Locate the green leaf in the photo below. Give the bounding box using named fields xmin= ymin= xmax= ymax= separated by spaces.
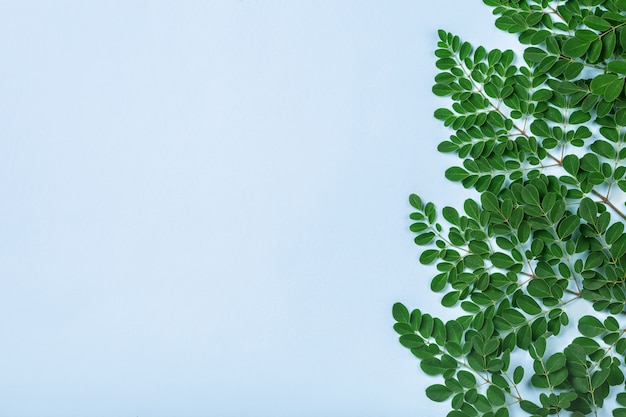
xmin=607 ymin=223 xmax=624 ymax=244
xmin=392 ymin=303 xmax=410 ymax=324
xmin=521 ymin=184 xmax=540 ymax=206
xmin=409 ymin=195 xmax=422 ymax=211
xmin=605 ymin=316 xmax=619 ymax=332
xmin=457 ymin=370 xmax=476 ymax=388
xmin=481 ymin=192 xmax=500 ymax=212
xmin=414 ymin=232 xmax=435 ymax=245
xmin=459 ymin=42 xmax=472 ymax=60
xmin=605 ymin=76 xmax=625 ymax=102
xmin=609 ymin=61 xmax=626 ymax=74
xmin=431 ymin=273 xmax=447 ymax=292
xmin=533 ymin=337 xmax=546 ymax=358
xmin=530 ymin=119 xmax=551 ymax=137
xmin=591 ymin=73 xmax=620 ymax=96
xmin=546 ymin=352 xmax=566 ymax=372
xmin=520 ymin=400 xmax=541 ymax=414
xmin=527 ymin=279 xmax=551 ymax=298
xmin=442 ymin=206 xmax=459 ymax=224
xmin=464 ymin=199 xmax=480 ymax=220
xmin=602 ymin=29 xmax=617 ymax=61
xmin=491 ymin=252 xmax=516 ymax=269
xmin=580 ymin=153 xmax=600 ymax=172
xmin=556 ymin=81 xmax=579 ymax=94
xmin=569 ymin=110 xmax=591 ymax=124
xmin=486 ymin=386 xmax=506 ymax=406
xmin=445 ymin=320 xmax=463 ymax=344
xmin=578 ymin=315 xmax=605 ymax=337
xmin=585 ymin=252 xmax=604 ymax=270
xmin=434 ymin=108 xmax=454 ymax=120
xmin=591 ymin=367 xmax=610 ymax=388
xmin=420 ymin=314 xmax=434 ymax=338
xmin=590 ymin=140 xmax=616 ymax=159
xmin=409 ymin=222 xmax=427 ymax=233
xmin=445 ymin=166 xmax=469 ymax=181
xmin=437 ymin=140 xmax=459 ymax=153
xmin=575 ymin=29 xmax=599 ymax=42
xmin=598 ymin=98 xmax=613 ymax=117
xmin=565 ymin=62 xmax=585 ymax=80
xmin=578 ymin=198 xmax=597 ymax=223
xmin=549 ymin=367 xmax=569 ymax=387
xmin=610 ymin=234 xmax=626 ymax=259
xmin=421 ymin=358 xmax=446 ymax=375
xmin=469 ymin=240 xmax=490 ymax=255
xmin=517 ymin=324 xmax=531 ymax=350
xmin=420 ymin=249 xmax=439 ymax=265
xmin=393 ymin=322 xmax=413 ymax=335
xmin=532 ymin=88 xmax=553 ymax=101
xmin=572 ymin=337 xmax=600 ymax=355
xmin=464 ymin=254 xmax=484 ymax=269
xmin=474 ymin=46 xmax=486 ymax=62
xmin=526 ymin=12 xmax=543 ymax=26
xmin=433 ymin=84 xmax=452 ymax=96
xmin=441 ymin=291 xmax=460 ymax=307
xmin=410 ymin=309 xmax=421 ymax=331
xmin=562 ymin=38 xmax=591 ymax=58
xmin=399 ymin=334 xmax=424 ymax=348
xmin=524 ymin=47 xmax=547 ymax=63
xmin=436 ymin=58 xmax=456 ymax=70
xmin=589 ymin=38 xmax=603 ymax=63
xmin=516 ymin=294 xmax=542 ymax=315
xmin=487 ymin=48 xmax=502 ymax=65
xmin=513 ymin=366 xmax=524 ymax=384
xmin=425 ymin=384 xmax=453 ymax=402
xmin=584 ymin=15 xmax=612 ymax=31
xmin=502 ymin=309 xmax=526 ymax=325
xmin=557 ymin=215 xmax=580 ymax=239
xmin=562 ymin=154 xmax=579 ymax=176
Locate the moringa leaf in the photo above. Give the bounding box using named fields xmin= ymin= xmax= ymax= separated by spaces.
xmin=394 ymin=5 xmax=626 ymax=416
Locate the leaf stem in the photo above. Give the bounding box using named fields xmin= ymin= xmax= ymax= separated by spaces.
xmin=592 ymin=189 xmax=626 ymax=221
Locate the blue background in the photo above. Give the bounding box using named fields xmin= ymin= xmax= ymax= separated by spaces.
xmin=0 ymin=1 xmax=520 ymax=416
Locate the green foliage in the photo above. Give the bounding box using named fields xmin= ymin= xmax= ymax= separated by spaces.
xmin=394 ymin=1 xmax=626 ymax=416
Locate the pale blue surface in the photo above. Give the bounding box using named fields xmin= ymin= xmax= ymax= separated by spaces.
xmin=0 ymin=2 xmax=517 ymax=416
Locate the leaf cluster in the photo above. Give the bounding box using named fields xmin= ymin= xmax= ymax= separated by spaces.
xmin=394 ymin=1 xmax=626 ymax=416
